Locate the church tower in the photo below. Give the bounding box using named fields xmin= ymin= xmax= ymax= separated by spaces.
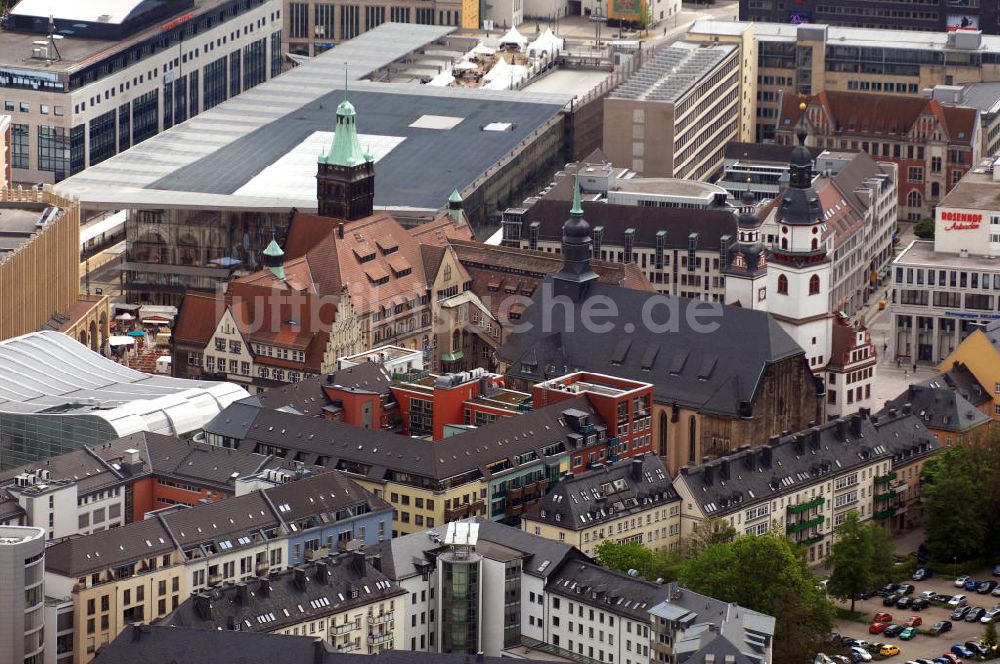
xmin=552 ymin=175 xmax=598 ymax=299
xmin=723 ymin=189 xmax=769 ymax=311
xmin=262 ymin=234 xmax=285 ymax=281
xmin=316 ymin=82 xmax=374 ymax=221
xmin=766 ymin=108 xmax=832 ymax=371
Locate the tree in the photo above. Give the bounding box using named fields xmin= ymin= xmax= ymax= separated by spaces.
xmin=684 ymin=517 xmax=737 ymax=558
xmin=679 ymin=534 xmax=834 ymax=664
xmin=869 ymin=523 xmax=895 ymax=588
xmin=913 ymin=218 xmax=935 ymax=239
xmin=593 ymin=541 xmax=684 ymax=583
xmin=984 ymin=620 xmax=997 ymax=652
xmin=827 ymin=512 xmax=873 ymax=613
xmin=921 ymin=449 xmax=988 ymax=561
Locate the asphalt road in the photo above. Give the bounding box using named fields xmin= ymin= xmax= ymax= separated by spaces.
xmin=831 ymin=570 xmax=1000 ymax=663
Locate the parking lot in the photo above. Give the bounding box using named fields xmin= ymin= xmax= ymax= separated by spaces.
xmin=832 ymin=569 xmax=999 ymax=662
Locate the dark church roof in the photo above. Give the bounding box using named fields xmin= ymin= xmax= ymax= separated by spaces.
xmin=496 ymin=280 xmax=808 ymax=416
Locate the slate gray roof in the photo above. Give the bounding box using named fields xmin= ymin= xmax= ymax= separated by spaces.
xmin=371 ymin=517 xmax=582 ymax=581
xmin=724 ymin=142 xmax=824 ymax=165
xmin=516 ymin=198 xmax=737 ymax=250
xmin=882 ymin=384 xmax=990 ymax=434
xmin=45 ymin=469 xmax=390 ymax=576
xmin=497 ymin=280 xmax=809 ymax=416
xmin=163 ymin=552 xmax=405 ymax=633
xmin=323 ymin=363 xmax=395 ymax=396
xmin=546 ymin=559 xmax=671 ymax=621
xmin=204 ymin=395 xmax=605 ymax=483
xmin=94 ymin=626 xmax=564 ymax=664
xmin=921 ymin=362 xmax=991 ymax=408
xmin=522 ymin=454 xmax=677 ymax=531
xmin=675 ymin=410 xmax=937 ymax=517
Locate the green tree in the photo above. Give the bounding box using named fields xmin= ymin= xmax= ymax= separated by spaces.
xmin=827 ymin=512 xmax=873 ymax=613
xmin=869 ymin=523 xmax=894 ymax=588
xmin=594 ymin=540 xmax=655 ymax=577
xmin=679 ymin=534 xmax=834 ymax=664
xmin=684 ymin=517 xmax=738 ymax=559
xmin=984 ymin=620 xmax=997 ymax=652
xmin=913 ymin=218 xmax=935 ymax=239
xmin=921 ymin=450 xmax=987 ymax=561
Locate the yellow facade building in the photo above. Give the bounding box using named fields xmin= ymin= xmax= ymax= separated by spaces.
xmin=939 ymin=326 xmax=1000 ymax=421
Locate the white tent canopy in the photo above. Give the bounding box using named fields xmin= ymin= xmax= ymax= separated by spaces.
xmin=454 ymin=60 xmax=478 ymax=71
xmin=108 ymin=336 xmax=136 ymax=346
xmin=427 ymin=71 xmax=455 ymax=87
xmin=472 ymin=44 xmax=496 ymax=57
xmin=528 ymin=28 xmax=563 ymax=57
xmin=483 ymin=58 xmax=528 ymax=90
xmin=498 ymin=26 xmax=527 ymax=49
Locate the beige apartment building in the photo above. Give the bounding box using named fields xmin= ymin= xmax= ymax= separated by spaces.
xmin=603 ymin=41 xmax=746 ymax=181
xmin=687 ymin=20 xmax=1000 ymax=143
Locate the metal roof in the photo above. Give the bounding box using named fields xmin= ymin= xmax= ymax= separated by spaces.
xmin=54 ymin=23 xmax=572 ymax=213
xmin=610 ymin=41 xmax=736 ymax=103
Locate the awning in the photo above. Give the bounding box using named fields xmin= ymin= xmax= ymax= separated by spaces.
xmin=108 ymin=336 xmax=135 ymax=346
xmin=115 ymin=313 xmax=135 ymax=321
xmin=127 ymin=330 xmax=146 ymax=337
xmin=440 ymin=351 xmax=464 ymax=362
xmin=143 ymin=316 xmax=171 ymax=324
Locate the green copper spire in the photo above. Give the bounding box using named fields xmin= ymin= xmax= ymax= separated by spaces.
xmin=447 ymin=188 xmax=464 ymax=224
xmin=570 ymin=173 xmax=583 ymax=215
xmin=448 ymin=189 xmax=463 ymax=204
xmin=319 ymin=65 xmax=367 ymax=167
xmin=262 ymin=236 xmax=285 ymax=280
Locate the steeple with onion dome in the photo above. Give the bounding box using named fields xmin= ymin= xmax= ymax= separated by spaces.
xmin=554 ymin=174 xmax=598 ymax=290
xmin=316 ymin=69 xmax=375 ymax=221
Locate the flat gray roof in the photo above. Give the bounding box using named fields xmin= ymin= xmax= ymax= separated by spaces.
xmin=54 ymin=23 xmax=573 ymax=213
xmin=689 ymin=19 xmax=1000 ymax=51
xmin=0 ymin=206 xmax=46 ymax=256
xmin=938 ymin=167 xmax=1000 ymax=210
xmin=609 ymin=41 xmax=736 ymax=104
xmin=895 ymin=239 xmax=1000 ymax=270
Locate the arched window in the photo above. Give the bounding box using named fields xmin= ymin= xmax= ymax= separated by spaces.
xmin=777 ymin=274 xmax=788 ymax=294
xmin=780 ymin=237 xmax=788 ymax=250
xmin=688 ymin=415 xmax=697 ymax=464
xmin=658 ymin=412 xmax=669 ymax=457
xmin=811 ymin=238 xmax=819 ymax=250
xmin=907 ymin=189 xmax=923 ymax=210
xmin=809 ymin=274 xmax=820 ymax=295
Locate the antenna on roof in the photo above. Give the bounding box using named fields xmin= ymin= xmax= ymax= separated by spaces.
xmin=344 ymin=62 xmax=349 ymax=101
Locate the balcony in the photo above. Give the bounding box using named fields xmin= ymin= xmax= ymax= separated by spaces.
xmin=368 ymin=633 xmax=393 ymax=645
xmin=207 ymin=573 xmax=222 ymax=586
xmin=874 ymin=506 xmax=897 ymax=520
xmin=787 ymin=515 xmax=824 ymax=534
xmin=801 ymin=534 xmax=825 ymax=547
xmin=255 ymin=563 xmax=269 ymax=576
xmin=335 ymin=643 xmax=360 ymax=653
xmin=369 ymin=612 xmax=394 ymax=626
xmin=873 ymin=472 xmax=898 ymax=485
xmin=787 ymin=496 xmax=825 ymax=514
xmin=873 ymin=491 xmax=895 ymax=502
xmin=335 ymin=621 xmax=360 ymax=635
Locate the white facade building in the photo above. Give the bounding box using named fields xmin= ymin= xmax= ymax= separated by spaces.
xmin=0 ymin=526 xmax=46 ymax=664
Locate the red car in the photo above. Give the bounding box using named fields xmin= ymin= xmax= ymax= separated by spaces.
xmin=869 ymin=622 xmax=888 ymax=634
xmin=874 ymin=612 xmax=893 ymax=623
xmin=941 ymin=655 xmax=961 ymax=664
xmin=904 ymin=616 xmax=922 ymax=627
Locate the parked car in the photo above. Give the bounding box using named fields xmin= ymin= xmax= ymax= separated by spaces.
xmin=899 ymin=627 xmax=917 ymax=641
xmin=885 ymin=625 xmax=904 ymax=638
xmin=964 ymin=642 xmax=989 ymax=657
xmin=915 ymin=659 xmax=936 ymax=664
xmin=874 ymin=612 xmax=894 ymax=623
xmin=897 ymin=584 xmax=916 ymax=595
xmin=964 ymin=579 xmax=979 ymax=592
xmin=904 ymin=616 xmax=923 ymax=627
xmin=841 ymin=636 xmax=861 ymax=648
xmin=976 ymin=580 xmax=997 ymax=594
xmin=951 ymin=606 xmax=971 ymax=621
xmin=964 ymin=607 xmax=985 ymax=622
xmin=897 ymin=597 xmax=915 ymax=610
xmin=880 ymin=645 xmax=901 ymax=657
xmin=920 ymin=590 xmax=937 ymax=600
xmin=885 ymin=594 xmax=903 ymax=607
xmin=940 ymin=654 xmax=962 ymax=664
xmin=833 ymin=656 xmax=852 ymax=664
xmin=981 ymin=607 xmax=1000 ymax=623
xmin=932 ymin=658 xmax=951 ymax=664
xmin=860 ymin=589 xmax=878 ymax=600
xmin=867 ymin=643 xmax=886 ymax=653
xmin=950 ymin=645 xmax=975 ymax=659
xmin=956 ymin=575 xmax=971 ymax=588
xmin=934 ymin=593 xmax=953 ymax=603
xmin=870 ymin=622 xmax=889 ymax=634
xmin=851 ymin=647 xmax=873 ymax=663
xmin=883 ymin=583 xmax=900 ymax=596
xmin=992 ymin=585 xmax=1000 ymax=598
xmin=948 ymin=595 xmax=968 ymax=607
xmin=930 ymin=621 xmax=953 ymax=635
xmin=992 ymin=564 xmax=1000 ymax=577
xmin=912 ymin=599 xmax=930 ymax=612
xmin=913 ymin=568 xmax=933 ymax=581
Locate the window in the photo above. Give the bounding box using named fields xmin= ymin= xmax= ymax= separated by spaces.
xmin=777 ymin=274 xmax=788 ymax=295
xmin=906 ymin=190 xmax=923 ymax=210
xmin=907 ymin=166 xmax=924 ymax=183
xmin=11 ymin=123 xmax=28 ymax=169
xmin=809 ymin=274 xmax=820 ymax=295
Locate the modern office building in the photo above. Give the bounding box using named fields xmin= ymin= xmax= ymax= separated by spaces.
xmin=718 ymin=142 xmax=824 ymax=202
xmin=1 ymin=0 xmax=283 ymax=184
xmin=687 ymin=21 xmax=1000 ymax=143
xmin=604 ymin=41 xmax=746 ymax=180
xmin=737 ymin=0 xmax=1000 ymax=35
xmin=0 ymin=331 xmax=248 ymax=468
xmin=0 ymin=525 xmax=45 ymax=664
xmin=284 ymin=0 xmax=472 ymax=56
xmin=775 ymin=90 xmax=978 ymax=221
xmin=891 ymin=162 xmax=1000 ymax=363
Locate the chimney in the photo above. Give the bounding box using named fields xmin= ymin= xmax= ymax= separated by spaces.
xmin=859 ymin=407 xmax=870 ymax=420
xmin=258 ymin=577 xmax=271 ymax=597
xmin=761 ymin=445 xmax=772 ymax=468
xmin=226 ymin=615 xmax=237 ymax=630
xmin=337 ymin=222 xmax=345 ymax=239
xmin=850 ymin=414 xmax=863 ymax=437
xmin=315 ymin=560 xmax=329 ymax=584
xmin=236 ymin=581 xmax=251 ymax=605
xmin=793 ymin=435 xmax=805 ymax=455
xmin=835 ymin=419 xmax=847 ymax=438
xmin=631 ymin=456 xmax=643 ymax=480
xmin=703 ymin=463 xmax=715 ymax=486
xmin=902 ymin=402 xmax=912 ymax=415
xmin=293 ymin=567 xmax=308 ymax=591
xmin=194 ymin=593 xmax=213 ymax=621
xmin=809 ymin=429 xmax=821 ymax=450
xmin=719 ymin=458 xmax=730 ymax=481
